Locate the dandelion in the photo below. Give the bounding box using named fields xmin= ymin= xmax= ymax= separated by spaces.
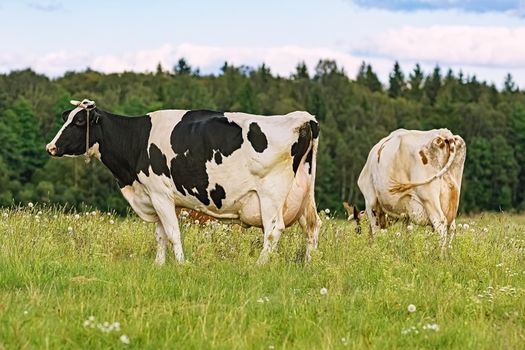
xmin=324 ymin=208 xmax=330 ymax=214
xmin=407 ymin=304 xmax=416 ymax=313
xmin=320 ymin=287 xmax=328 ymax=295
xmin=463 ymin=223 xmax=470 ymax=230
xmin=407 ymin=224 xmax=414 ymax=231
xmin=119 ymin=334 xmax=130 ymax=345
xmin=28 ymin=202 xmax=34 ymax=208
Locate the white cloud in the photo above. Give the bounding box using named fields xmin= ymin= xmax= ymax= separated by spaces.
xmin=0 ymin=43 xmax=364 ymax=78
xmin=355 ymin=25 xmax=525 ymax=68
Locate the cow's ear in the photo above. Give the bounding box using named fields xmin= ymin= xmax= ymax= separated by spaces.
xmin=61 ymin=109 xmax=72 ymax=122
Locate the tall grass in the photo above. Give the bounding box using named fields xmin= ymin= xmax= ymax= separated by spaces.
xmin=1 ymin=206 xmax=524 ymax=349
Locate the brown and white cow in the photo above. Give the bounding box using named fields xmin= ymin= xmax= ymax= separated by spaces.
xmin=357 ymin=128 xmax=466 ymax=251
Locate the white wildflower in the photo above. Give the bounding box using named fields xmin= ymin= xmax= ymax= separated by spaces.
xmin=109 ymin=220 xmax=115 ymax=225
xmin=482 ymin=227 xmax=489 ymax=233
xmin=67 ymin=226 xmax=73 ymax=233
xmin=423 ymin=323 xmax=439 ymax=331
xmin=463 ymin=223 xmax=470 ymax=229
xmin=37 ymin=211 xmax=42 ymax=215
xmin=268 ymin=346 xmax=275 ymax=350
xmin=28 ymin=202 xmax=34 ymax=208
xmin=256 ymin=298 xmax=264 ymax=303
xmin=2 ymin=213 xmax=7 ymax=218
xmin=320 ymin=287 xmax=328 ymax=295
xmin=324 ymin=208 xmax=330 ymax=214
xmin=407 ymin=304 xmax=416 ymax=313
xmin=83 ymin=320 xmax=91 ymax=327
xmin=88 ymin=315 xmax=95 ymax=321
xmin=107 ymin=212 xmax=112 ymax=216
xmin=91 ymin=211 xmax=97 ymax=216
xmin=406 ymin=224 xmax=414 ymax=231
xmin=195 ymin=220 xmax=200 ymax=225
xmin=380 ymin=229 xmax=387 ymax=233
xmin=119 ymin=334 xmax=130 ymax=345
xmin=23 ymin=310 xmax=28 ymax=315
xmin=395 ymin=232 xmax=401 ymax=237
xmin=53 ymin=214 xmax=58 ymax=219
xmin=74 ymin=214 xmax=80 ymax=219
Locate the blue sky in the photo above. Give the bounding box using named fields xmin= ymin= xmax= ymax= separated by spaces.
xmin=1 ymin=0 xmax=525 ymax=87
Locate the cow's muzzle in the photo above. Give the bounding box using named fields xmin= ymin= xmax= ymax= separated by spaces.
xmin=46 ymin=143 xmax=57 ymax=156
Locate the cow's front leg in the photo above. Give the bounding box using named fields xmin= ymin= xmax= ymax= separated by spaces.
xmin=154 ymin=222 xmax=168 ymax=265
xmin=257 ymin=194 xmax=286 ymax=265
xmin=151 ymin=195 xmax=185 ymax=263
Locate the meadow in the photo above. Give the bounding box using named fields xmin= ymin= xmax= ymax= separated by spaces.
xmin=1 ymin=206 xmax=524 ymax=349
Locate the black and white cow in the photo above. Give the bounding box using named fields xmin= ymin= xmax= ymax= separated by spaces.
xmin=46 ymin=99 xmax=321 ymax=264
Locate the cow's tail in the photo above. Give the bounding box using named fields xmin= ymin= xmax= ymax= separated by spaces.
xmin=390 ymin=138 xmax=457 ymax=193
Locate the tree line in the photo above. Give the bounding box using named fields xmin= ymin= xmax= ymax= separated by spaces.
xmin=0 ymin=59 xmax=523 ymax=215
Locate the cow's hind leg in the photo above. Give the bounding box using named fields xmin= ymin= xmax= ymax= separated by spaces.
xmin=447 ymin=220 xmax=457 ymax=249
xmin=299 ymin=195 xmax=321 ymax=262
xmin=154 ymin=222 xmax=168 ymax=265
xmin=423 ymin=199 xmax=448 ymax=255
xmin=151 ymin=195 xmax=185 ymax=263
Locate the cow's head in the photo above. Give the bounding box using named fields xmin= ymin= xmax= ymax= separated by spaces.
xmin=46 ymin=99 xmax=101 ymax=157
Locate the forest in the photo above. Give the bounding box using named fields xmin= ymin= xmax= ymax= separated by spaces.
xmin=0 ymin=59 xmax=523 ymax=215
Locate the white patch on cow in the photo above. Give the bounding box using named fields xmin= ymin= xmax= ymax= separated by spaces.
xmin=46 ymin=106 xmax=83 ymax=150
xmin=86 ymin=142 xmax=101 ymax=160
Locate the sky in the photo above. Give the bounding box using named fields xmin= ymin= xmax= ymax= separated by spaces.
xmin=1 ymin=0 xmax=525 ymax=87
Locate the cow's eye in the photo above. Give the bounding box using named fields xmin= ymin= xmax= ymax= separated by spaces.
xmin=74 ymin=119 xmax=86 ymax=127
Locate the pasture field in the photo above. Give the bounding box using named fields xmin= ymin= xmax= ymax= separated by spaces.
xmin=1 ymin=206 xmax=524 ymax=349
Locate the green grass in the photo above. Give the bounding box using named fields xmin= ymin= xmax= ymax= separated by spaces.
xmin=1 ymin=206 xmax=524 ymax=349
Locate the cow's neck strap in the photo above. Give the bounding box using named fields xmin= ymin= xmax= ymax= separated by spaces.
xmin=85 ymin=109 xmax=91 ymax=163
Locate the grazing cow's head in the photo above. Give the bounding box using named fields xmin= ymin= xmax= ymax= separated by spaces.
xmin=46 ymin=99 xmax=101 ymax=157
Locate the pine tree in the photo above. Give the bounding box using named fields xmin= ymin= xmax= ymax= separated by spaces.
xmin=388 ymin=61 xmax=406 ymax=98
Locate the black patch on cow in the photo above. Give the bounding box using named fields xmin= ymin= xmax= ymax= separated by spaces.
xmin=96 ymin=112 xmax=152 ymax=187
xmin=247 ymin=122 xmax=268 ymax=153
xmin=214 ymin=151 xmax=222 ymax=165
xmin=149 ymin=143 xmax=170 ymax=177
xmin=290 ymin=122 xmax=312 ymax=174
xmin=170 ymin=110 xmax=243 ymax=206
xmin=309 ymin=120 xmax=319 ymax=139
xmin=210 ymin=184 xmax=226 ymax=209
